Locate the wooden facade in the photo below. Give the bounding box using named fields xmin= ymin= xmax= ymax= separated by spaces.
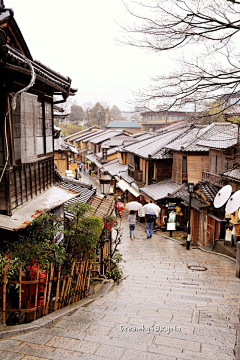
xmin=0 ymin=10 xmax=76 ymax=216
xmin=172 ymin=152 xmax=209 ymax=185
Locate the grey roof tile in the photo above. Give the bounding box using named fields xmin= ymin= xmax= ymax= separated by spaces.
xmin=197 ymin=181 xmax=220 ymax=202
xmin=169 ymin=183 xmax=209 ymax=210
xmin=90 ymin=130 xmax=124 ymax=144
xmin=222 ymin=168 xmax=240 ymax=181
xmin=64 ymin=127 xmax=100 ymax=141
xmin=100 ymin=160 xmax=128 ymax=176
xmin=140 ymin=179 xmax=182 ymax=201
xmin=54 ymin=137 xmax=78 ymax=154
xmin=96 ymin=148 xmax=118 ymax=159
xmin=184 ymin=123 xmax=238 ymax=151
xmin=123 ymin=127 xmax=186 ymax=159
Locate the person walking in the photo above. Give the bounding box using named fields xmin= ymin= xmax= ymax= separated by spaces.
xmin=128 ymin=210 xmax=136 ymax=240
xmin=145 ymin=213 xmax=156 ymax=239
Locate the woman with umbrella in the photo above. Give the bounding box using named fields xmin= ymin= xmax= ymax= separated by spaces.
xmin=128 ymin=210 xmax=136 ymax=240
xmin=125 ymin=201 xmax=143 ymax=240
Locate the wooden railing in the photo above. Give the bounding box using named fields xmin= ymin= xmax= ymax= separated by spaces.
xmin=0 ymin=260 xmax=91 ymax=324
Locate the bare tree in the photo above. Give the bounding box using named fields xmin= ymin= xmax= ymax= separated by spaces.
xmin=121 ymin=0 xmax=240 ymax=113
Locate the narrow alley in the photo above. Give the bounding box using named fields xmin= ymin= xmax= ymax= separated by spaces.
xmin=0 ymin=216 xmax=239 ymax=360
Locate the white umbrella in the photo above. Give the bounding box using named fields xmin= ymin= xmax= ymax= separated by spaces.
xmin=142 ymin=203 xmax=160 ymax=215
xmin=125 ymin=201 xmax=143 ymax=211
xmin=226 ymin=190 xmax=240 ymax=214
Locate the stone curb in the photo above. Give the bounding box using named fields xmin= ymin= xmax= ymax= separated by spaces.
xmin=0 ymin=279 xmax=115 ymax=339
xmin=157 ymin=230 xmax=236 ymax=262
xmin=136 ymin=221 xmax=237 ymax=263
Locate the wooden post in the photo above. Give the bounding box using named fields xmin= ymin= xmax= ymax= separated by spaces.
xmin=18 ymin=263 xmax=22 ymax=324
xmin=33 ymin=267 xmax=39 ymax=321
xmin=77 ymin=262 xmax=84 ymax=301
xmin=81 ymin=260 xmax=88 ymax=299
xmin=72 ymin=263 xmax=79 ymax=304
xmin=59 ymin=276 xmax=66 ymax=309
xmin=2 ymin=266 xmax=7 ymax=325
xmin=54 ymin=265 xmax=61 ymax=311
xmin=45 ymin=263 xmax=53 ymax=315
xmin=85 ymin=261 xmax=92 ymax=297
xmin=25 ymin=271 xmax=31 ymax=323
xmin=66 ymin=262 xmax=75 ymax=305
xmin=42 ymin=264 xmax=49 ymax=316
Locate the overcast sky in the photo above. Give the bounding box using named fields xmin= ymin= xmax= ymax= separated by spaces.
xmin=5 ymin=0 xmax=173 ymax=111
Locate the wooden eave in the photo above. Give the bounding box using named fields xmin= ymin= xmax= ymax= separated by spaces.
xmin=0 ymin=45 xmax=76 ymax=96
xmin=0 ymin=13 xmax=32 ymax=59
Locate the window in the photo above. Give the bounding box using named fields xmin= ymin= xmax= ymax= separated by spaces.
xmin=12 ymin=95 xmax=21 ymax=162
xmin=45 ymin=102 xmax=53 ymax=153
xmin=182 ymin=156 xmax=188 ymax=182
xmin=134 ymin=155 xmax=140 ymax=170
xmin=12 ymin=93 xmax=38 ymax=164
xmin=37 ymin=100 xmax=44 ymax=156
xmin=149 ymin=161 xmax=154 ymax=179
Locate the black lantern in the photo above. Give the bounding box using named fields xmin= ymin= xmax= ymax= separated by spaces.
xmin=188 ymin=182 xmax=194 ymax=194
xmin=186 ymin=182 xmax=194 ymax=250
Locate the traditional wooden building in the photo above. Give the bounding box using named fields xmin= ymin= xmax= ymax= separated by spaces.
xmin=0 ymin=5 xmax=79 ymax=243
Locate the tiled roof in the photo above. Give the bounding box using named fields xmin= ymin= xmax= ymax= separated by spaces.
xmin=165 ymin=126 xmax=207 ymax=151
xmin=91 ymin=131 xmax=124 ymax=145
xmin=82 ymin=130 xmax=111 ymax=143
xmin=72 ymin=130 xmax=104 ymax=143
xmin=140 ymin=179 xmax=182 ymax=201
xmin=103 ymin=136 xmax=132 ymax=147
xmin=96 ymin=148 xmax=118 ymax=159
xmin=54 ymin=137 xmax=78 ymax=154
xmin=181 ymin=198 xmax=209 ymax=211
xmin=4 ymin=45 xmax=76 ymax=96
xmin=64 ymin=127 xmax=100 ymax=141
xmin=169 ymin=183 xmax=209 ymax=210
xmin=120 ymin=172 xmax=135 ymax=184
xmin=119 ymin=172 xmax=139 ymax=191
xmin=197 ymin=181 xmax=220 ymax=202
xmin=184 ymin=123 xmax=238 ymax=151
xmin=65 ymin=195 xmax=114 ymax=221
xmin=85 ymin=154 xmax=102 ymax=168
xmin=123 ymin=128 xmax=186 ymax=159
xmin=58 ymin=178 xmax=97 ymax=219
xmin=107 ymin=121 xmax=141 ymax=128
xmin=100 ymin=160 xmax=128 ymax=176
xmin=87 ymin=196 xmax=115 ymax=219
xmin=222 ymin=168 xmax=240 ymax=181
xmin=156 ymin=121 xmax=188 ymax=133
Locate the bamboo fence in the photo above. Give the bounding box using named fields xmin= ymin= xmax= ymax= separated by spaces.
xmin=0 ymin=260 xmax=92 ymax=324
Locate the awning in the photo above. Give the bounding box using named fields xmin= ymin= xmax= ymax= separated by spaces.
xmin=117 ymin=180 xmax=140 ymax=197
xmin=117 ymin=179 xmax=129 ymax=192
xmin=128 ymin=185 xmax=140 ymax=198
xmin=0 ymin=186 xmax=79 ymax=231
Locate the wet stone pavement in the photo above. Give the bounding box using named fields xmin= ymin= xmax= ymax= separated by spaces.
xmin=0 ymin=216 xmax=240 ymax=360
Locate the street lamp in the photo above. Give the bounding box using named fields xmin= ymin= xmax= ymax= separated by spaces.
xmin=186 ymin=182 xmax=194 ymax=250
xmin=99 ymin=172 xmax=112 ymax=195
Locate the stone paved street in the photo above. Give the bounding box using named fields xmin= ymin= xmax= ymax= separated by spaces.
xmin=0 ymin=216 xmax=240 ymax=360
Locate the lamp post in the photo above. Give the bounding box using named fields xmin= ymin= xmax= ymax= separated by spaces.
xmin=186 ymin=182 xmax=194 ymax=250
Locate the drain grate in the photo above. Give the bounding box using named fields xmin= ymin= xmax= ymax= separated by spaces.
xmin=188 ymin=265 xmax=207 ymax=271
